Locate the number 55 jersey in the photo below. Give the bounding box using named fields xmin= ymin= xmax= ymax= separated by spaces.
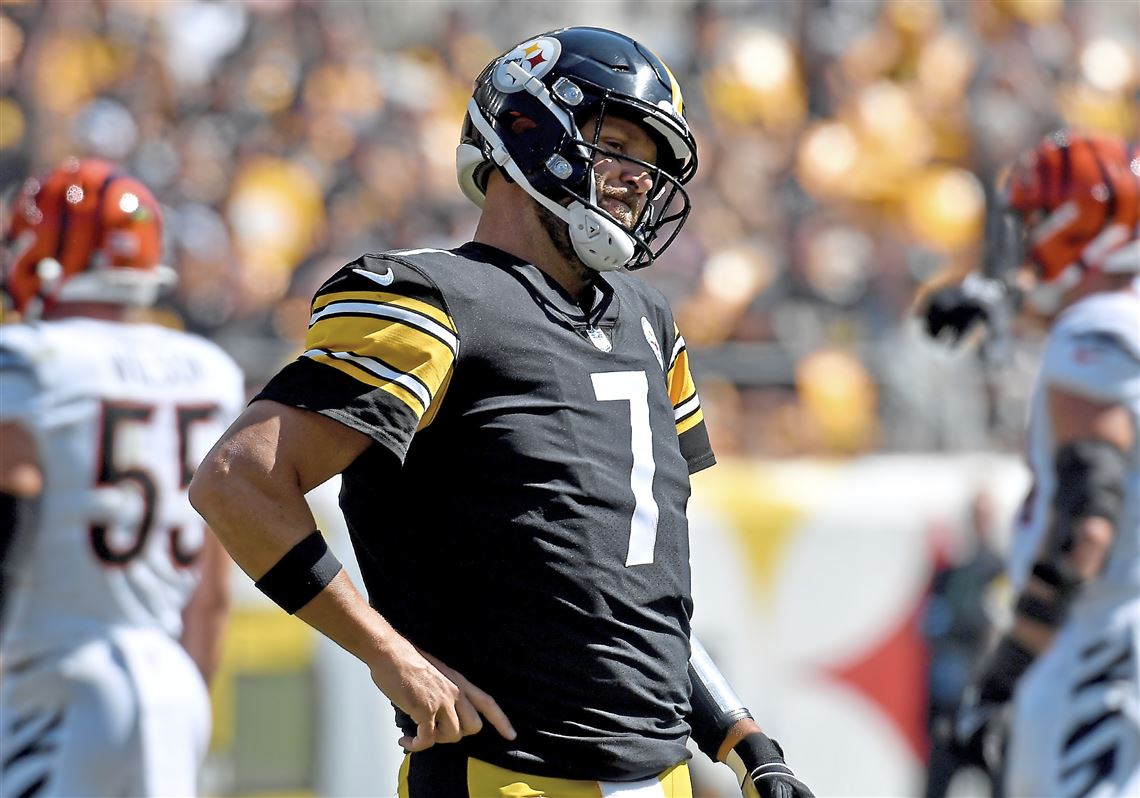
xmin=0 ymin=318 xmax=244 ymax=662
xmin=256 ymin=242 xmax=716 ymax=780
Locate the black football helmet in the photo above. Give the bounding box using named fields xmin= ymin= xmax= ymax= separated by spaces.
xmin=456 ymin=26 xmax=698 ymax=271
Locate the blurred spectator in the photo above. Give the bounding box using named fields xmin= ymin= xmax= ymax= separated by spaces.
xmin=921 ymin=489 xmax=1007 ymax=798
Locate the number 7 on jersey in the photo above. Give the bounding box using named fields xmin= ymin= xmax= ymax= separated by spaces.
xmin=591 ymin=371 xmax=660 ymax=566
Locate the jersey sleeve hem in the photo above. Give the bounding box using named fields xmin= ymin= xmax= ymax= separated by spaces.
xmin=306 ymin=406 xmax=410 ymax=465
xmin=687 ymin=451 xmax=717 ymax=475
xmin=253 ymin=357 xmax=418 ymax=464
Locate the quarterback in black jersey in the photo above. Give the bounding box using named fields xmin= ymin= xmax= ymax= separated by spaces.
xmin=192 ymin=27 xmax=815 ymax=798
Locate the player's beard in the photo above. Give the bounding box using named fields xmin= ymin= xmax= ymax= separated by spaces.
xmin=535 ymin=172 xmax=641 ymax=280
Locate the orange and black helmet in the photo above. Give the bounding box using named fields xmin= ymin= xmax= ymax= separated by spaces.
xmin=1001 ymin=131 xmax=1139 ymax=286
xmin=2 ymin=157 xmax=170 ymax=315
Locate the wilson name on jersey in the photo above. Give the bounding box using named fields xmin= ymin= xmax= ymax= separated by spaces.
xmin=258 ymin=242 xmax=715 ymax=779
xmin=0 ymin=319 xmax=244 ymax=661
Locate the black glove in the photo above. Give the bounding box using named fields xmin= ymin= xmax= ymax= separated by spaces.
xmin=954 ymin=637 xmax=1034 ymax=771
xmin=921 ymin=273 xmax=1013 ymax=345
xmin=730 ymin=732 xmax=815 ymax=798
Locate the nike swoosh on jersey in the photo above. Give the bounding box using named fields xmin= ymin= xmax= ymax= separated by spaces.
xmin=353 ymin=267 xmax=395 ymax=286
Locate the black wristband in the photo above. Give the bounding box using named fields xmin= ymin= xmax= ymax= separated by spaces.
xmin=1030 ymin=561 xmax=1081 ymax=596
xmin=1054 ymin=440 xmax=1127 ymax=522
xmin=1015 ymin=592 xmax=1067 ymax=627
xmin=254 ymin=530 xmax=343 ymax=614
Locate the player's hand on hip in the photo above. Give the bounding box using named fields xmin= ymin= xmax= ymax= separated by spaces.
xmin=368 ymin=639 xmax=516 ymax=752
xmin=415 ymin=648 xmax=517 ymax=748
xmin=733 ymin=733 xmax=815 ymax=798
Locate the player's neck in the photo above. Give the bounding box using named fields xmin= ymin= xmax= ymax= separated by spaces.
xmin=473 ymin=180 xmax=593 ymax=300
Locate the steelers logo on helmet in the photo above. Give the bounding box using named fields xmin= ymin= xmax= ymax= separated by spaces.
xmin=492 ymin=37 xmax=562 ymax=94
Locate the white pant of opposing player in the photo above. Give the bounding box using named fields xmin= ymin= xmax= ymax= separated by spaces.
xmin=1006 ymin=603 xmax=1140 ymax=798
xmin=0 ymin=628 xmax=209 ymax=798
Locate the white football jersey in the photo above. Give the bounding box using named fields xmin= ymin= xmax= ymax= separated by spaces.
xmin=0 ymin=318 xmax=244 ymax=661
xmin=1010 ymin=288 xmax=1140 ymax=617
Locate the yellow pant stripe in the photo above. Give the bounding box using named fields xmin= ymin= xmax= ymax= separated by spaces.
xmin=399 ymin=752 xmax=692 ymax=798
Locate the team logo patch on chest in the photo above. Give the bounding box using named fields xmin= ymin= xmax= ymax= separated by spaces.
xmin=641 ymin=317 xmax=663 ymax=370
xmin=585 ymin=326 xmax=612 ymax=352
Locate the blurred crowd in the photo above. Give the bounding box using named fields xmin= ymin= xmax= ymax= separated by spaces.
xmin=2 ymin=0 xmax=1137 ymax=457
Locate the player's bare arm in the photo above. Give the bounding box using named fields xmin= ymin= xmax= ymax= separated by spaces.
xmin=0 ymin=420 xmax=40 ymax=546
xmin=0 ymin=421 xmax=40 ymax=606
xmin=188 ymin=399 xmax=515 ymax=750
xmin=958 ymin=385 xmax=1133 ymax=762
xmin=1011 ymin=389 xmax=1132 ymax=652
xmin=189 ymin=400 xmax=359 ymax=573
xmin=179 ymin=531 xmax=233 ymax=685
xmin=0 ymin=421 xmax=42 ymax=498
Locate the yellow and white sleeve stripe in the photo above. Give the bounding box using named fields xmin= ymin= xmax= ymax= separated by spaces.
xmin=666 ymin=323 xmax=704 ymax=436
xmin=303 ymin=288 xmax=458 ymax=425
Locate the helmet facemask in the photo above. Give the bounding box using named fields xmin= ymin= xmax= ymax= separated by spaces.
xmin=543 ymin=91 xmax=692 ymax=271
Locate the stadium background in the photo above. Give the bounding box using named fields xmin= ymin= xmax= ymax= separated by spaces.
xmin=1 ymin=0 xmax=1136 ymax=795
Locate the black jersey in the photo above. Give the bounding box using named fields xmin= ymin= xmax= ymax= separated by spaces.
xmin=257 ymin=242 xmax=715 ymax=780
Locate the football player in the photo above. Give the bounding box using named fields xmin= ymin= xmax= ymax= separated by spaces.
xmin=924 ymin=132 xmax=1139 ymax=797
xmin=0 ymin=159 xmax=245 ymax=797
xmin=190 ymin=27 xmax=814 ymax=798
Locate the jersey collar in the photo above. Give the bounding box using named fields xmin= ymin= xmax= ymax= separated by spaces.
xmin=457 ymin=242 xmax=621 ymax=331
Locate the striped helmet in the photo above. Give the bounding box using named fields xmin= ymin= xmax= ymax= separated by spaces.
xmin=1001 ymin=132 xmax=1139 ymax=305
xmin=3 ymin=158 xmax=172 ymax=316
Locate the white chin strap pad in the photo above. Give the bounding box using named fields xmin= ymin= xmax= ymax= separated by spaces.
xmin=566 ymin=202 xmax=635 ymax=272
